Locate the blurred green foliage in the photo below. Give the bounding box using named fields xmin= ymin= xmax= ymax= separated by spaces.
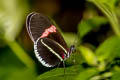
xmin=0 ymin=0 xmax=29 ymax=42
xmin=0 ymin=0 xmax=120 ymax=80
xmin=78 ymin=16 xmax=107 ymax=39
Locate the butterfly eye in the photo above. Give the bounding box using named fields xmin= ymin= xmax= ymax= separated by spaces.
xmin=70 ymin=45 xmax=75 ymax=53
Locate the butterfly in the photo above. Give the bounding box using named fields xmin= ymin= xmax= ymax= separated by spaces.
xmin=26 ymin=12 xmax=75 ymax=67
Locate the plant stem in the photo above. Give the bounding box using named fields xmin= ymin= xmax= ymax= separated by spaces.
xmin=7 ymin=40 xmax=36 ymax=69
xmin=87 ymin=0 xmax=120 ymax=37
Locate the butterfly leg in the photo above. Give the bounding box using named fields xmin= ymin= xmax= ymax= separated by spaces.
xmin=62 ymin=61 xmax=66 ymax=75
xmin=51 ymin=62 xmax=61 ymax=72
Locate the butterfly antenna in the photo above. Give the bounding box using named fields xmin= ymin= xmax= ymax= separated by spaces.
xmin=72 ymin=32 xmax=79 ymax=50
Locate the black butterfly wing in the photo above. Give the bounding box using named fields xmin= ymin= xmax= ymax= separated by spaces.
xmin=26 ymin=12 xmax=69 ymax=67
xmin=34 ymin=37 xmax=67 ymax=67
xmin=26 ymin=12 xmax=68 ymax=50
xmin=26 ymin=12 xmax=53 ymax=42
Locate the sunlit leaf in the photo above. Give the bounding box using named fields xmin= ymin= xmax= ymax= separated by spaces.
xmin=87 ymin=0 xmax=120 ymax=36
xmin=0 ymin=0 xmax=29 ymax=42
xmin=76 ymin=68 xmax=98 ymax=80
xmin=79 ymin=45 xmax=98 ymax=66
xmin=94 ymin=0 xmax=117 ymax=9
xmin=96 ymin=36 xmax=120 ymax=62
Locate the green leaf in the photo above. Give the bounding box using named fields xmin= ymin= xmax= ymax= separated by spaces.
xmin=76 ymin=68 xmax=98 ymax=80
xmin=0 ymin=67 xmax=37 ymax=80
xmin=66 ymin=52 xmax=84 ymax=65
xmin=78 ymin=16 xmax=107 ymax=39
xmin=7 ymin=41 xmax=35 ymax=69
xmin=90 ymin=72 xmax=112 ymax=80
xmin=96 ymin=36 xmax=120 ymax=62
xmin=0 ymin=0 xmax=29 ymax=42
xmin=94 ymin=0 xmax=117 ymax=9
xmin=111 ymin=71 xmax=120 ymax=80
xmin=87 ymin=0 xmax=120 ymax=36
xmin=0 ymin=47 xmax=37 ymax=80
xmin=35 ymin=65 xmax=84 ymax=80
xmin=79 ymin=46 xmax=98 ymax=66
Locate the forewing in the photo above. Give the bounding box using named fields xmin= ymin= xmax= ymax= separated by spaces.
xmin=26 ymin=12 xmax=68 ymax=50
xmin=26 ymin=12 xmax=53 ymax=42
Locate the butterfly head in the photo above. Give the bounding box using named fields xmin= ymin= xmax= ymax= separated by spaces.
xmin=63 ymin=45 xmax=75 ymax=59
